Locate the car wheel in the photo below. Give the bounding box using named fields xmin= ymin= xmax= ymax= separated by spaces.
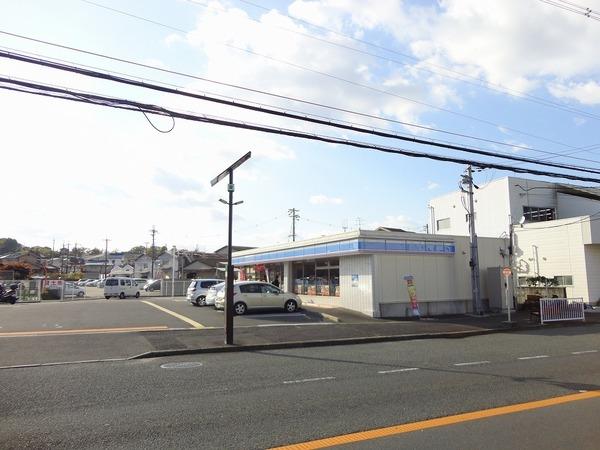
xmin=234 ymin=302 xmax=247 ymax=315
xmin=284 ymin=299 xmax=298 ymax=313
xmin=119 ymin=292 xmax=125 ymax=299
xmin=105 ymin=296 xmax=111 ymax=299
xmin=135 ymin=292 xmax=140 ymax=298
xmin=77 ymin=291 xmax=85 ymax=298
xmin=198 ymin=296 xmax=206 ymax=306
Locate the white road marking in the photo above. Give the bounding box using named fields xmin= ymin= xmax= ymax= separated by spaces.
xmin=283 ymin=376 xmax=336 ymax=384
xmin=518 ymin=355 xmax=549 ymax=360
xmin=453 ymin=361 xmax=491 ymax=366
xmin=572 ymin=350 xmax=598 ymax=355
xmin=256 ymin=322 xmax=334 ymax=327
xmin=378 ymin=368 xmax=420 ymax=374
xmin=250 ymin=313 xmax=310 ymax=319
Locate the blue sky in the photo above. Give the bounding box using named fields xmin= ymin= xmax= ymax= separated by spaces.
xmin=1 ymin=0 xmax=600 ymax=252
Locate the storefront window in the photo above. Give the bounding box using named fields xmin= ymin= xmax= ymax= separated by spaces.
xmin=293 ymin=259 xmax=339 ymax=297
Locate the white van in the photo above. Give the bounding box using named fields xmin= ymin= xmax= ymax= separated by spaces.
xmin=104 ymin=277 xmax=140 ymax=299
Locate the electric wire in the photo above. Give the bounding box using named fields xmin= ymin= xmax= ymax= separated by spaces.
xmin=75 ymin=0 xmax=580 ymax=150
xmin=182 ymin=0 xmax=600 ymax=124
xmin=3 ymin=28 xmax=597 ymax=163
xmin=3 ymin=49 xmax=600 ymax=174
xmin=2 ymin=75 xmax=600 ymax=184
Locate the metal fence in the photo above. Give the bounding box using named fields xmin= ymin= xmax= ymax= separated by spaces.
xmin=161 ymin=280 xmax=191 ymax=297
xmin=540 ymin=297 xmax=585 ymax=324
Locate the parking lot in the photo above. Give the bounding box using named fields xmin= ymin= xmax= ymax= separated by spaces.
xmin=0 ymin=296 xmax=331 ymax=336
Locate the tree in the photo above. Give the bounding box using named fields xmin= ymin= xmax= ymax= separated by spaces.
xmin=0 ymin=238 xmax=22 ymax=254
xmin=86 ymin=248 xmax=102 ymax=256
xmin=129 ymin=245 xmax=147 ymax=255
xmin=27 ymin=246 xmax=55 ymax=258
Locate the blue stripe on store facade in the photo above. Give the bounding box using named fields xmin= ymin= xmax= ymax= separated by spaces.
xmin=232 ymin=238 xmax=455 ymax=265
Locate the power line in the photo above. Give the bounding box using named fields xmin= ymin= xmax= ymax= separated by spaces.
xmin=3 ymin=29 xmax=597 ymax=163
xmin=539 ymin=0 xmax=600 ymax=21
xmin=75 ymin=0 xmax=580 ymax=150
xmin=182 ymin=0 xmax=600 ymax=124
xmin=3 ymin=50 xmax=600 ymax=175
xmin=3 ymin=75 xmax=600 ymax=184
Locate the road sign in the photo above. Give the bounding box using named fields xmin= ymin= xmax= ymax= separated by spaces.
xmin=210 ymin=151 xmax=251 ymax=187
xmin=502 ymin=267 xmax=512 ymax=277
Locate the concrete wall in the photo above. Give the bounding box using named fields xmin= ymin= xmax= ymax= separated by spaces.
xmin=584 ymin=245 xmax=600 ymax=306
xmin=429 ymin=177 xmax=511 ymax=238
xmin=557 ymin=193 xmax=600 ymax=219
xmin=513 ymin=219 xmax=588 ymax=301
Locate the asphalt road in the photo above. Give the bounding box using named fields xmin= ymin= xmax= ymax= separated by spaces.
xmin=1 ymin=326 xmax=598 ymax=449
xmin=0 ymin=297 xmax=325 ymax=332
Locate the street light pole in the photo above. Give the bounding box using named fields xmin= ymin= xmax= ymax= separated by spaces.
xmin=211 ymin=151 xmax=251 ymax=345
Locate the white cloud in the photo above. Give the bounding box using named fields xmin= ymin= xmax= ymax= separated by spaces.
xmin=426 ymin=181 xmax=439 ymax=190
xmin=548 ymin=81 xmax=600 ymax=106
xmin=310 ymin=194 xmax=344 ymax=205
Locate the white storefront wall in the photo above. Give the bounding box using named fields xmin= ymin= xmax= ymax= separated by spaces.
xmin=373 ymin=236 xmax=506 ymax=317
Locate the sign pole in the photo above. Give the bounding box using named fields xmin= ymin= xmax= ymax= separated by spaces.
xmin=211 ymin=151 xmax=251 ymax=345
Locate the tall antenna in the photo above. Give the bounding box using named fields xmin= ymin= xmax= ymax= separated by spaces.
xmin=288 ymin=208 xmax=300 ymax=242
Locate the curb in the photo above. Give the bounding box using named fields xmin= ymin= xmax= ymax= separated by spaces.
xmin=129 ymin=327 xmax=503 ymax=359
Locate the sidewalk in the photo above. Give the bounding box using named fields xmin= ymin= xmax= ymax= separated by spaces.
xmin=130 ymin=306 xmax=600 ymax=359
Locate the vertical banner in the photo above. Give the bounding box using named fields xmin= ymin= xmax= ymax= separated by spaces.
xmin=403 ymin=275 xmax=420 ymax=318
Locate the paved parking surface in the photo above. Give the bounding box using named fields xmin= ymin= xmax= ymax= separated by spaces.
xmin=0 ymin=297 xmax=328 ymax=335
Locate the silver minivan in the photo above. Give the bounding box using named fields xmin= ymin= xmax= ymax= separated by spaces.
xmin=186 ymin=279 xmax=222 ymax=306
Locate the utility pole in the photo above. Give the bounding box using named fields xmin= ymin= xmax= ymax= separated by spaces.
xmin=460 ymin=166 xmax=482 ymax=315
xmin=356 ymin=217 xmax=362 ymax=230
xmin=211 ymin=151 xmax=251 ymax=346
xmin=288 ymin=208 xmax=300 ymax=242
xmin=150 ymin=226 xmax=158 ymax=279
xmin=65 ymin=243 xmax=70 ymax=274
xmin=103 ymin=238 xmax=110 ymax=279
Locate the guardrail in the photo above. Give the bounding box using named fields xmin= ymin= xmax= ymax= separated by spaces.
xmin=540 ymin=298 xmax=585 ymax=324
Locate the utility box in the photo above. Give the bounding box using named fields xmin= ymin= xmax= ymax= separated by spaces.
xmin=487 ymin=266 xmax=513 ymax=312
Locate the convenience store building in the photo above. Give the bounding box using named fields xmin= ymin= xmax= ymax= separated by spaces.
xmin=232 ymin=229 xmax=506 ymax=318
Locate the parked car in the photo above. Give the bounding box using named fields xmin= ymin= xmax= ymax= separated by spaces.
xmin=186 ymin=279 xmax=222 ymax=306
xmin=64 ymin=282 xmax=85 ymax=298
xmin=143 ymin=279 xmax=161 ymax=291
xmin=85 ymin=279 xmax=98 ymax=287
xmin=205 ymin=282 xmax=225 ymax=307
xmin=104 ymin=277 xmax=140 ymax=299
xmin=132 ymin=278 xmax=148 ymax=287
xmin=214 ymin=281 xmax=301 ymax=315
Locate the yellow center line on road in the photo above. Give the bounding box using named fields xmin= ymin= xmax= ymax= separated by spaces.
xmin=271 ymin=390 xmax=600 ymax=449
xmin=0 ymin=325 xmax=169 ymax=337
xmin=141 ymin=300 xmax=205 ymax=329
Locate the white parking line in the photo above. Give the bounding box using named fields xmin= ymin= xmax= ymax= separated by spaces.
xmin=378 ymin=368 xmax=420 ymax=374
xmin=518 ymin=355 xmax=549 ymax=360
xmin=572 ymin=350 xmax=598 ymax=355
xmin=453 ymin=361 xmax=491 ymax=366
xmin=250 ymin=313 xmax=310 ymax=319
xmin=283 ymin=376 xmax=336 ymax=384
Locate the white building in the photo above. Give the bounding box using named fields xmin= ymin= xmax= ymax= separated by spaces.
xmin=232 ymin=229 xmax=507 ymax=318
xmin=513 ymin=215 xmax=600 ymax=305
xmin=428 ymin=176 xmax=600 ymax=238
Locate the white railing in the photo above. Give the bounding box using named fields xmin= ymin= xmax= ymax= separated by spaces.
xmin=540 ymin=298 xmax=585 ymax=324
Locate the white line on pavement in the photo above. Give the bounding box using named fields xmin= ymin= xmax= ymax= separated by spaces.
xmin=453 ymin=361 xmax=491 ymax=366
xmin=283 ymin=376 xmax=336 ymax=384
xmin=518 ymin=355 xmax=549 ymax=360
xmin=377 ymin=368 xmax=420 ymax=374
xmin=572 ymin=350 xmax=598 ymax=355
